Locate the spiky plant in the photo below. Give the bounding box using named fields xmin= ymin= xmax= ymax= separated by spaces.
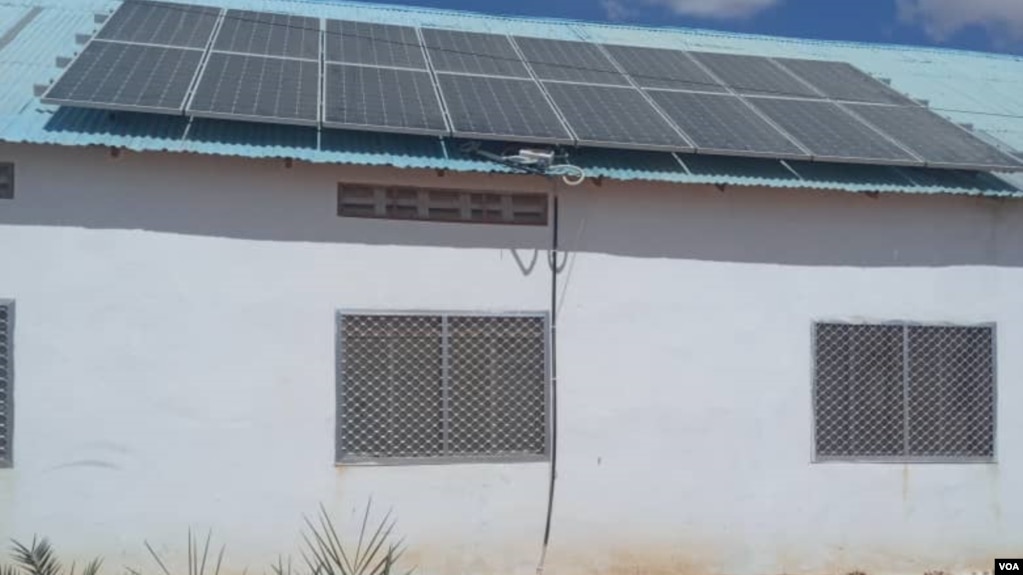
xmin=298 ymin=503 xmax=411 ymax=575
xmin=7 ymin=538 xmax=102 ymax=575
xmin=144 ymin=530 xmax=224 ymax=575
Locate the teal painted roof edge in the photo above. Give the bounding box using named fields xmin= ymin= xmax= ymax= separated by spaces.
xmin=0 ymin=0 xmax=1022 ymax=198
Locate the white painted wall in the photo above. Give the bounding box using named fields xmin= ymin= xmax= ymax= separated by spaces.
xmin=0 ymin=142 xmax=1021 ymax=575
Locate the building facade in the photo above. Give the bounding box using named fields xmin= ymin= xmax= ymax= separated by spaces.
xmin=1 ymin=141 xmax=1022 ymax=574
xmin=2 ymin=0 xmax=1023 ymax=573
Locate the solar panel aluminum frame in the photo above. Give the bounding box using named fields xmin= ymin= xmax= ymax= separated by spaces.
xmin=41 ymin=6 xmax=222 ymax=116
xmin=561 ymin=43 xmax=697 ymax=153
xmin=689 ymin=50 xmax=825 ymax=99
xmin=503 ymin=36 xmax=579 ymax=147
xmin=212 ymin=9 xmax=322 ymax=62
xmin=664 ymin=93 xmax=812 ymax=162
xmin=319 ymin=27 xmax=451 ymax=136
xmin=324 ymin=20 xmax=428 ymax=70
xmin=511 ymin=35 xmax=629 ymax=87
xmin=94 ymin=1 xmax=221 ymax=50
xmin=183 ymin=16 xmax=322 ymax=127
xmin=321 ymin=64 xmax=450 ymax=136
xmin=320 ymin=28 xmax=451 ymax=136
xmin=747 ymin=96 xmax=926 ymax=168
xmin=437 ymin=76 xmax=576 ymax=147
xmin=540 ymin=88 xmax=694 ymax=153
xmin=843 ymin=103 xmax=1023 ymax=172
xmin=416 ymin=27 xmax=455 ymax=135
xmin=642 ymin=89 xmax=810 ymax=159
xmin=623 ymin=50 xmax=814 ymax=161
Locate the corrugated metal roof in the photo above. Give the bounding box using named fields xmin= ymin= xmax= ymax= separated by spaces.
xmin=1 ymin=0 xmax=1022 ymax=196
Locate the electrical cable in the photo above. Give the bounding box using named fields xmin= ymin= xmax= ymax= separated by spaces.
xmin=536 ymin=185 xmax=560 ymax=575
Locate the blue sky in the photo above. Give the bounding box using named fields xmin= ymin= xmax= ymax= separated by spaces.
xmin=358 ymin=0 xmax=1023 ymax=55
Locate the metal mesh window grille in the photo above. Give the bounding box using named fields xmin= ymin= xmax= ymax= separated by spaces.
xmin=814 ymin=322 xmax=995 ymax=462
xmin=0 ymin=163 xmax=12 ymax=199
xmin=337 ymin=184 xmax=548 ymax=226
xmin=0 ymin=301 xmax=12 ymax=467
xmin=336 ymin=313 xmax=549 ymax=463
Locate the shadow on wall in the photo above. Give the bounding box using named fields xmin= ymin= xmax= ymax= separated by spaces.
xmin=1 ymin=143 xmax=1022 ymax=268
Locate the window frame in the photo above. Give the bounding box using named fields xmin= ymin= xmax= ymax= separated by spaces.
xmin=0 ymin=299 xmax=13 ymax=469
xmin=811 ymin=320 xmax=997 ymax=464
xmin=334 ymin=309 xmax=552 ymax=466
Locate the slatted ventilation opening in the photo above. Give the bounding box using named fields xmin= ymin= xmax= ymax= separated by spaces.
xmin=0 ymin=301 xmax=12 ymax=468
xmin=813 ymin=322 xmax=995 ymax=462
xmin=337 ymin=184 xmax=548 ymax=225
xmin=336 ymin=313 xmax=549 ymax=464
xmin=0 ymin=163 xmax=12 ymax=199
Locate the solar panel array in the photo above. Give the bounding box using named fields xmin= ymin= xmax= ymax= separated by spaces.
xmin=41 ymin=0 xmax=1023 ymax=172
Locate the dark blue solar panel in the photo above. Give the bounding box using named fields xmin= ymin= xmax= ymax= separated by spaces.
xmin=421 ymin=29 xmax=529 ymax=78
xmin=691 ymin=52 xmax=821 ymax=98
xmin=749 ymin=97 xmax=919 ymax=165
xmin=647 ymin=90 xmax=806 ymax=159
xmin=437 ymin=73 xmax=571 ymax=143
xmin=324 ymin=64 xmax=447 ymax=135
xmin=604 ymin=44 xmax=726 ymax=92
xmin=848 ymin=104 xmax=1023 ymax=170
xmin=326 ymin=20 xmax=426 ymax=69
xmin=97 ymin=0 xmax=219 ymax=49
xmin=513 ymin=36 xmax=627 ymax=86
xmin=42 ymin=40 xmax=201 ymax=113
xmin=773 ymin=58 xmax=912 ymax=105
xmin=543 ymin=83 xmax=687 ymax=150
xmin=188 ymin=53 xmax=319 ymax=125
xmin=213 ymin=10 xmax=320 ymax=60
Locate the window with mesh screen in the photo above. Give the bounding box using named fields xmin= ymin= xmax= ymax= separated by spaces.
xmin=0 ymin=301 xmax=12 ymax=468
xmin=813 ymin=322 xmax=995 ymax=462
xmin=0 ymin=163 xmax=12 ymax=199
xmin=337 ymin=184 xmax=548 ymax=226
xmin=336 ymin=313 xmax=549 ymax=463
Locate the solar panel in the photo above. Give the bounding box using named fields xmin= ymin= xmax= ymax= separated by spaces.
xmin=749 ymin=97 xmax=919 ymax=164
xmin=324 ymin=64 xmax=447 ymax=135
xmin=690 ymin=52 xmax=821 ymax=98
xmin=542 ymin=83 xmax=687 ymax=150
xmin=213 ymin=10 xmax=320 ymax=61
xmin=773 ymin=58 xmax=911 ymax=105
xmin=513 ymin=37 xmax=628 ymax=86
xmin=847 ymin=104 xmax=1023 ymax=170
xmin=603 ymin=44 xmax=726 ymax=92
xmin=436 ymin=73 xmax=572 ymax=143
xmin=42 ymin=40 xmax=202 ymax=113
xmin=188 ymin=53 xmax=319 ymax=125
xmin=97 ymin=0 xmax=219 ymax=49
xmin=421 ymin=29 xmax=529 ymax=78
xmin=325 ymin=20 xmax=426 ymax=69
xmin=647 ymin=90 xmax=807 ymax=159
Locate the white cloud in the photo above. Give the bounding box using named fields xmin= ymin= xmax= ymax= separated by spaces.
xmin=897 ymin=0 xmax=1023 ymax=43
xmin=601 ymin=0 xmax=781 ymax=20
xmin=601 ymin=0 xmax=636 ymax=21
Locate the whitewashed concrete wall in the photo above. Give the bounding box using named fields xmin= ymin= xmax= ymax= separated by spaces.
xmin=0 ymin=142 xmax=1021 ymax=575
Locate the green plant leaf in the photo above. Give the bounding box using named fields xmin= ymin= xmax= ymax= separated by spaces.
xmin=11 ymin=538 xmax=61 ymax=575
xmin=81 ymin=558 xmax=103 ymax=575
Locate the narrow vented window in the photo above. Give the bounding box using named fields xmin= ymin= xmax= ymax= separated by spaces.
xmin=0 ymin=163 xmax=13 ymax=199
xmin=338 ymin=184 xmax=548 ymax=226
